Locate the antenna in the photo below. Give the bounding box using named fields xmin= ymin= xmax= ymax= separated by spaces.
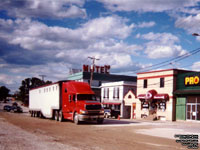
xmin=39 ymin=75 xmax=46 ymax=81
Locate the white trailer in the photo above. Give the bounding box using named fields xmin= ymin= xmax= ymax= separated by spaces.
xmin=29 ymin=83 xmax=60 ymax=118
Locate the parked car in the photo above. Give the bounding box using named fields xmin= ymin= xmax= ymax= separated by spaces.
xmin=10 ymin=105 xmax=23 ymax=113
xmin=104 ymin=109 xmax=120 ymax=119
xmin=3 ymin=105 xmax=12 ymax=112
xmin=104 ymin=109 xmax=111 ymax=118
xmin=110 ymin=110 xmax=120 ymax=119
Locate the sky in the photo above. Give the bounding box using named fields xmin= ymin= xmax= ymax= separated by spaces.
xmin=1 ymin=0 xmax=200 ymax=93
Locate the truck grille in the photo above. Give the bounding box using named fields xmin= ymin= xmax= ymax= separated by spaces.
xmin=86 ymin=105 xmax=101 ymax=110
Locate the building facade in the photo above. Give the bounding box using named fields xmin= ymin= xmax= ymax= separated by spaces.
xmin=136 ymin=69 xmax=192 ymax=121
xmin=124 ymin=90 xmax=140 ymax=119
xmin=101 ymin=81 xmax=137 ymax=118
xmin=175 ymin=72 xmax=200 ymax=121
xmin=67 ymin=70 xmax=137 ymax=100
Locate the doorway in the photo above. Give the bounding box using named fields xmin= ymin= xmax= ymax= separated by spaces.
xmin=186 ymin=104 xmax=196 ymax=120
xmin=186 ymin=96 xmax=200 ymax=121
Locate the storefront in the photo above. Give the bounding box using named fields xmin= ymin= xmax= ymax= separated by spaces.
xmin=175 ymin=72 xmax=200 ymax=121
xmin=138 ymin=90 xmax=169 ymax=120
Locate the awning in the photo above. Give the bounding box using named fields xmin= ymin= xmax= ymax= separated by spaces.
xmin=154 ymin=94 xmax=169 ymax=100
xmin=102 ymin=102 xmax=121 ymax=105
xmin=137 ymin=94 xmax=146 ymax=99
xmin=138 ymin=90 xmax=169 ymax=101
xmin=137 ymin=89 xmax=157 ymax=100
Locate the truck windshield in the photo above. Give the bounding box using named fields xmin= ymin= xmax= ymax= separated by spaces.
xmin=77 ymin=94 xmax=96 ymax=101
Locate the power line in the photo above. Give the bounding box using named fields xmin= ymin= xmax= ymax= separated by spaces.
xmin=132 ymin=47 xmax=200 ymax=73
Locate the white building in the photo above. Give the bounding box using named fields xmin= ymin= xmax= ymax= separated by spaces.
xmin=101 ymin=81 xmax=137 ymax=118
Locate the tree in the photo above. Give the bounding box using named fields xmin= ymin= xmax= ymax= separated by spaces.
xmin=0 ymin=86 xmax=10 ymax=101
xmin=17 ymin=77 xmax=52 ymax=105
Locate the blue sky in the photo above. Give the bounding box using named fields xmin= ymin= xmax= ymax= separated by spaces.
xmin=1 ymin=0 xmax=200 ymax=92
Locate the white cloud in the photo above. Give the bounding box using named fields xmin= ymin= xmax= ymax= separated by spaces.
xmin=137 ymin=21 xmax=156 ymax=28
xmin=80 ymin=16 xmax=134 ymax=40
xmin=141 ymin=32 xmax=179 ymax=44
xmin=97 ymin=0 xmax=199 ymax=12
xmin=191 ymin=61 xmax=200 ymax=71
xmin=175 ymin=14 xmax=200 ymax=35
xmin=137 ymin=32 xmax=187 ymax=59
xmin=0 ymin=16 xmax=134 ymax=52
xmin=0 ymin=0 xmax=87 ymax=19
xmin=0 ymin=74 xmax=15 ymax=85
xmin=0 ymin=16 xmax=142 ymax=91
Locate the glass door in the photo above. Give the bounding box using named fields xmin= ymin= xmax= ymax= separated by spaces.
xmin=186 ymin=104 xmax=196 ymax=120
xmin=197 ymin=104 xmax=200 ymax=121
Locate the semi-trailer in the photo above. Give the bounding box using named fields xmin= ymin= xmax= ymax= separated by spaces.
xmin=29 ymin=80 xmax=104 ymax=124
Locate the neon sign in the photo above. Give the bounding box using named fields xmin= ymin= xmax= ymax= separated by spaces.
xmin=184 ymin=75 xmax=200 ymax=86
xmin=83 ymin=65 xmax=110 ymax=74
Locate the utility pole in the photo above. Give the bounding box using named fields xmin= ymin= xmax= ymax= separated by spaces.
xmin=39 ymin=75 xmax=46 ymax=82
xmin=88 ymin=56 xmax=100 ymax=86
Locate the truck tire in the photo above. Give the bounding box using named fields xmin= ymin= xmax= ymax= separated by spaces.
xmin=58 ymin=110 xmax=63 ymax=122
xmin=54 ymin=110 xmax=59 ymax=121
xmin=31 ymin=111 xmax=33 ymax=117
xmin=73 ymin=113 xmax=79 ymax=125
xmin=33 ymin=111 xmax=36 ymax=117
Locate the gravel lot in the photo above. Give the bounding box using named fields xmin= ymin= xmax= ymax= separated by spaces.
xmin=0 ymin=117 xmax=79 ymax=150
xmin=0 ymin=102 xmax=199 ymax=150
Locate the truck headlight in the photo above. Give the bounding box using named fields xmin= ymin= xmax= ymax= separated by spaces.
xmin=80 ymin=110 xmax=88 ymax=114
xmin=100 ymin=110 xmax=104 ymax=114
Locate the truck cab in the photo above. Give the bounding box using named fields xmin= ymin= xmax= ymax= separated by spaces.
xmin=61 ymin=81 xmax=104 ymax=124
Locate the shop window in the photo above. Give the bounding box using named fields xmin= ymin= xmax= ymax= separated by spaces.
xmin=160 ymin=78 xmax=164 ymax=88
xmin=103 ymin=88 xmax=106 ymax=98
xmin=141 ymin=101 xmax=149 ymax=109
xmin=143 ymin=79 xmax=147 ymax=88
xmin=107 ymin=88 xmax=109 ymax=98
xmin=158 ymin=101 xmax=166 ymax=111
xmin=113 ymin=87 xmax=119 ymax=99
xmin=103 ymin=88 xmax=109 ymax=99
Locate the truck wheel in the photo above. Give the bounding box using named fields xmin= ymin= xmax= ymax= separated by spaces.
xmin=33 ymin=111 xmax=36 ymax=117
xmin=31 ymin=111 xmax=33 ymax=117
xmin=58 ymin=111 xmax=63 ymax=122
xmin=54 ymin=111 xmax=59 ymax=121
xmin=39 ymin=112 xmax=44 ymax=119
xmin=73 ymin=113 xmax=79 ymax=125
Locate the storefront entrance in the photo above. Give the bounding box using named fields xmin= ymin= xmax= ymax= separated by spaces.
xmin=186 ymin=96 xmax=200 ymax=121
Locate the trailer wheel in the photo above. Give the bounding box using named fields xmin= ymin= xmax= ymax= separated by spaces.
xmin=33 ymin=111 xmax=36 ymax=117
xmin=73 ymin=113 xmax=79 ymax=125
xmin=31 ymin=111 xmax=33 ymax=117
xmin=54 ymin=111 xmax=59 ymax=121
xmin=58 ymin=110 xmax=63 ymax=122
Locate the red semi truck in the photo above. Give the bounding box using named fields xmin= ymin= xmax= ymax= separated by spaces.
xmin=29 ymin=80 xmax=104 ymax=124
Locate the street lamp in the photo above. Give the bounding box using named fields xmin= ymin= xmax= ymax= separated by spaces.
xmin=192 ymin=33 xmax=200 ymax=36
